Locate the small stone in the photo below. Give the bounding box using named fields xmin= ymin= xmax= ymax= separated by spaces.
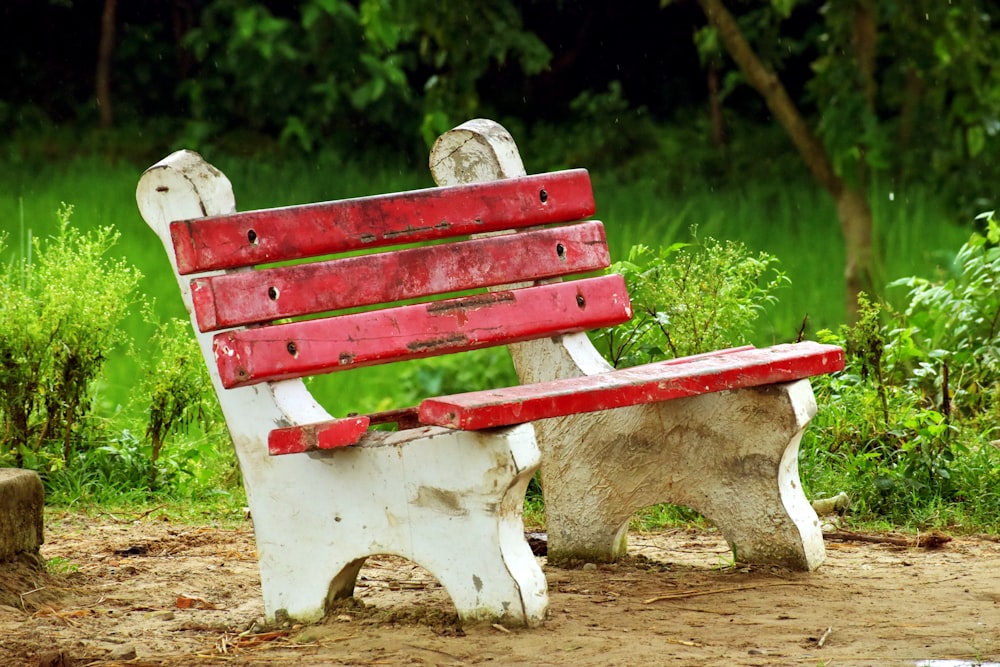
xmin=582 ymin=562 xmax=597 ymax=571
xmin=748 ymin=648 xmax=767 ymax=655
xmin=148 ymin=610 xmax=175 ymax=621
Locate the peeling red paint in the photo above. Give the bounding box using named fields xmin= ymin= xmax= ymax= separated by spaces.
xmin=170 ymin=170 xmax=595 ymax=274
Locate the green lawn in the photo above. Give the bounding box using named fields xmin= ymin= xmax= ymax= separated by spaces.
xmin=0 ymin=153 xmax=970 ymax=418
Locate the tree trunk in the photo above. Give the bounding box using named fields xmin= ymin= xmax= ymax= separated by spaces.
xmin=696 ymin=0 xmax=876 ymax=322
xmin=96 ymin=0 xmax=117 ymax=129
xmin=834 ymin=187 xmax=875 ymax=319
xmin=852 ymin=0 xmax=878 ymax=111
xmin=707 ymin=63 xmax=726 ymax=148
xmin=172 ymin=0 xmax=196 ymax=80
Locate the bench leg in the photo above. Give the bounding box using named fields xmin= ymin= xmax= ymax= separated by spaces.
xmin=539 ymin=380 xmax=825 ymax=571
xmin=243 ymin=424 xmax=548 ymax=626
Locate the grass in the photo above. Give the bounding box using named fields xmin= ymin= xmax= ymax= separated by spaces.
xmin=594 ymin=172 xmax=970 ymax=342
xmin=1 ymin=154 xmax=969 ymax=415
xmin=0 ymin=146 xmax=987 ymax=531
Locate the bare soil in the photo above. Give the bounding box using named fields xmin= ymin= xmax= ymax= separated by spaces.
xmin=2 ymin=513 xmax=999 ymax=667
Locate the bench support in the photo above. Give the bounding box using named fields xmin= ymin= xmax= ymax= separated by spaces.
xmin=430 ymin=119 xmax=825 ymax=570
xmin=137 ymin=151 xmax=548 ymax=626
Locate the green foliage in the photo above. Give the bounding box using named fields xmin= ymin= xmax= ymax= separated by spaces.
xmin=180 ymin=0 xmax=550 ymax=152
xmin=841 ymin=293 xmax=889 ymax=426
xmin=375 ymin=0 xmax=551 ymax=147
xmin=703 ymin=0 xmax=1000 ymax=210
xmin=522 ymin=81 xmax=666 ymax=179
xmin=395 ymin=348 xmax=518 ymax=406
xmin=888 ymin=210 xmax=1000 ymax=417
xmin=181 ymin=0 xmax=380 ymax=152
xmin=804 ymin=212 xmax=1000 ymax=526
xmin=0 ymin=205 xmax=237 ymax=505
xmin=593 ymin=233 xmax=788 ymax=367
xmin=0 ymin=208 xmax=142 ymax=471
xmin=136 ymin=317 xmax=223 ymax=491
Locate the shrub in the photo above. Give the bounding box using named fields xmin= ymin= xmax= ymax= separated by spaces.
xmin=0 ymin=207 xmax=141 ymax=471
xmin=592 ymin=233 xmax=788 ymax=367
xmin=135 ymin=316 xmax=224 ymax=491
xmin=804 ymin=211 xmax=1000 ymax=528
xmin=395 ymin=348 xmax=518 ymax=406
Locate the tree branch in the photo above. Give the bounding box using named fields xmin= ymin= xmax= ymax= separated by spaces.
xmin=696 ymin=0 xmax=843 ymax=197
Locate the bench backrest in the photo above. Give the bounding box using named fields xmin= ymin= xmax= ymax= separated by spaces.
xmin=169 ymin=170 xmax=632 ymax=389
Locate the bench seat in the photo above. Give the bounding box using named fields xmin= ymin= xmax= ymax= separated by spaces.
xmin=420 ymin=342 xmax=842 ymax=430
xmin=270 ymin=342 xmax=841 ymax=455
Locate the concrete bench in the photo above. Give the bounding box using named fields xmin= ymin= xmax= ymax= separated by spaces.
xmin=428 ymin=120 xmax=845 ymax=572
xmin=136 ymin=118 xmax=843 ymax=627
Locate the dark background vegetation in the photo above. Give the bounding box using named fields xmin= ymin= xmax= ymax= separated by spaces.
xmin=4 ymin=1 xmax=709 ymax=147
xmin=3 ymin=0 xmax=995 ymax=196
xmin=5 ymin=0 xmax=997 ymax=322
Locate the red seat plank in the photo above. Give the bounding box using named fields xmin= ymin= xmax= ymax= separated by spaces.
xmin=268 ymin=416 xmax=371 ymax=455
xmin=171 ymin=170 xmax=595 ymax=274
xmin=417 ymin=342 xmax=845 ymax=430
xmin=190 ymin=221 xmax=611 ymax=332
xmin=214 ymin=274 xmax=633 ymax=388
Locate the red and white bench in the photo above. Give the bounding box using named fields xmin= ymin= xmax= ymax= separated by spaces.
xmin=136 ymin=118 xmax=843 ymax=627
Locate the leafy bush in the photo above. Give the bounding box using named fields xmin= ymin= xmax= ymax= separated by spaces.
xmin=804 ymin=211 xmax=1000 ymax=528
xmin=889 ymin=210 xmax=1000 ymax=419
xmin=592 ymin=233 xmax=788 ymax=367
xmin=0 ymin=209 xmax=235 ymax=505
xmin=179 ymin=0 xmax=550 ymax=152
xmin=0 ymin=207 xmax=141 ymax=471
xmin=134 ymin=316 xmax=224 ymax=491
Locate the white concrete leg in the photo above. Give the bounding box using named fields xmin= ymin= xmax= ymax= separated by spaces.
xmin=245 ymin=425 xmax=548 ymax=625
xmin=537 ymin=380 xmax=824 ymax=570
xmin=429 ymin=119 xmax=826 ymax=572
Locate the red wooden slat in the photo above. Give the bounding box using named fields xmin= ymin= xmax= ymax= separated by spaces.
xmin=417 ymin=342 xmax=846 ymax=430
xmin=190 ymin=221 xmax=611 ymax=332
xmin=171 ymin=170 xmax=595 ymax=274
xmin=213 ymin=274 xmax=632 ymax=388
xmin=268 ymin=416 xmax=371 ymax=455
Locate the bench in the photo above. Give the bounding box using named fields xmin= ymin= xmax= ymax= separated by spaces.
xmin=136 ymin=118 xmax=844 ymax=626
xmin=428 ymin=120 xmax=845 ymax=571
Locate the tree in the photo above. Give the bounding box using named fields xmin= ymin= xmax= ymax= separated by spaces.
xmin=694 ymin=0 xmax=874 ymax=321
xmin=688 ymin=0 xmax=1000 ymax=321
xmin=178 ymin=0 xmax=550 ymax=151
xmin=95 ymin=0 xmax=117 ymax=128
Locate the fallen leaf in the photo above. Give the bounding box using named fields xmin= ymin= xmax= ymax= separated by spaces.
xmin=176 ymin=594 xmax=217 ymax=610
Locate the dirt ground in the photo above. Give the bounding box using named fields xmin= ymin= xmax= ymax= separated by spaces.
xmin=2 ymin=512 xmax=999 ymax=667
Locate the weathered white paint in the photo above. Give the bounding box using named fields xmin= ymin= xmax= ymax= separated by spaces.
xmin=136 ymin=150 xmax=548 ymax=626
xmin=429 ymin=119 xmax=826 ymax=570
